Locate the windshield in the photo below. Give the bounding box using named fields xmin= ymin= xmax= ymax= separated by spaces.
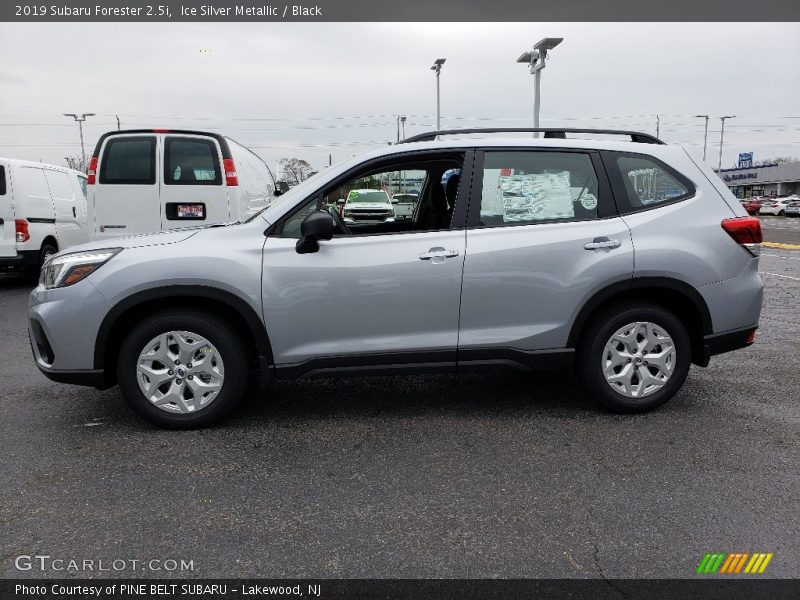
xmin=349 ymin=191 xmax=389 ymax=203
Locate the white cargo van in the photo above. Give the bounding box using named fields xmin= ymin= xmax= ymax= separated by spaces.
xmin=0 ymin=158 xmax=88 ymax=272
xmin=87 ymin=129 xmax=278 ymax=240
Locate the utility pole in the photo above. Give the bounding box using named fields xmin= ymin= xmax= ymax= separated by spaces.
xmin=656 ymin=115 xmax=660 ymax=138
xmin=430 ymin=58 xmax=446 ymax=130
xmin=63 ymin=112 xmax=95 ymax=167
xmin=694 ymin=115 xmax=710 ymax=161
xmin=517 ymin=38 xmax=563 ymax=138
xmin=400 ymin=116 xmax=406 ymax=140
xmin=718 ymin=115 xmax=736 ymax=171
xmin=396 ymin=115 xmax=400 ymax=143
xmin=116 ymin=115 xmax=121 ymax=131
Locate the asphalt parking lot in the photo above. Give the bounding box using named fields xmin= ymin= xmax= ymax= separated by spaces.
xmin=1 ymin=218 xmax=798 ymax=580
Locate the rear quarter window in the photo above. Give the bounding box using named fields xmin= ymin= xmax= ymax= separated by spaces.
xmin=606 ymin=152 xmax=695 ymax=214
xmin=99 ymin=136 xmax=156 ymax=185
xmin=0 ymin=166 xmax=5 ymax=195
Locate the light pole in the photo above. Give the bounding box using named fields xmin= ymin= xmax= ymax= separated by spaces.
xmin=718 ymin=115 xmax=735 ymax=171
xmin=63 ymin=112 xmax=95 ymax=167
xmin=694 ymin=115 xmax=710 ymax=161
xmin=400 ymin=116 xmax=407 ymax=140
xmin=517 ymin=37 xmax=562 ymax=138
xmin=430 ymin=58 xmax=446 ymax=130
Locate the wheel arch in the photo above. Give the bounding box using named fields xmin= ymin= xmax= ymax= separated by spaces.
xmin=567 ymin=277 xmax=713 ymax=366
xmin=94 ymin=285 xmax=273 ymax=386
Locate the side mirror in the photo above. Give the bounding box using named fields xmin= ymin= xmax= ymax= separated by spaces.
xmin=296 ymin=211 xmax=334 ymax=254
xmin=274 ymin=181 xmax=290 ymax=196
xmin=337 ymin=198 xmax=346 ymax=205
xmin=391 ymin=198 xmax=399 ymax=204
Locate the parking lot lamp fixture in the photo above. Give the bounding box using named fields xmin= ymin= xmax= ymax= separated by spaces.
xmin=63 ymin=113 xmax=95 ymax=168
xmin=517 ymin=37 xmax=562 ymax=138
xmin=431 ymin=58 xmax=446 ymax=130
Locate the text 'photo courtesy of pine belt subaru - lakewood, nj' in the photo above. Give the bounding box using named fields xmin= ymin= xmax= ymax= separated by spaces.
xmin=28 ymin=128 xmax=764 ymax=429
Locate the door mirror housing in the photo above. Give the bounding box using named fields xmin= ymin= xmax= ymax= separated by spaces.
xmin=336 ymin=198 xmax=346 ymax=205
xmin=296 ymin=210 xmax=334 ymax=254
xmin=274 ymin=181 xmax=290 ymax=196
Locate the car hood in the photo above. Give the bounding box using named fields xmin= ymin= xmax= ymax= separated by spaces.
xmin=54 ymin=229 xmax=199 ymax=256
xmin=346 ymin=203 xmax=391 ymax=209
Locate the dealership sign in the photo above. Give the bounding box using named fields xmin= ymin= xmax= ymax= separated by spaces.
xmin=738 ymin=152 xmax=754 ymax=168
xmin=723 ymin=172 xmax=758 ymax=182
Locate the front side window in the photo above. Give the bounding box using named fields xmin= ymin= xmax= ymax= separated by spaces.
xmin=477 ymin=151 xmax=600 ymax=227
xmin=164 ymin=137 xmax=221 ymax=185
xmin=99 ymin=136 xmax=156 ymax=185
xmin=614 ymin=154 xmax=692 ymax=211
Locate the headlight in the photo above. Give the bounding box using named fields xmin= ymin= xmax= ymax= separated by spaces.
xmin=40 ymin=248 xmax=122 ymax=289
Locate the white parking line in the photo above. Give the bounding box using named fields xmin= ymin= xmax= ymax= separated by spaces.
xmin=762 ymin=272 xmax=800 ymax=281
xmin=761 ymin=253 xmax=800 ymax=261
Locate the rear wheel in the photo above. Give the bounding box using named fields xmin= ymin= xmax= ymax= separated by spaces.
xmin=578 ymin=303 xmax=691 ymax=413
xmin=117 ymin=310 xmax=248 ymax=428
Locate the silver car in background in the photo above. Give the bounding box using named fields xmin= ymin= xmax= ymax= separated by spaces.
xmin=28 ymin=128 xmax=763 ymax=428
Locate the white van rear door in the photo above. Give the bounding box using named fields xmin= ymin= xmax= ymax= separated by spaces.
xmin=93 ymin=135 xmax=160 ymax=239
xmin=43 ymin=168 xmax=84 ymax=250
xmin=0 ymin=163 xmax=16 ymax=258
xmin=159 ymin=135 xmax=229 ymax=228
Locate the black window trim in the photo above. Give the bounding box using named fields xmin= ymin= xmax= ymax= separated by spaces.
xmin=0 ymin=165 xmax=6 ymax=195
xmin=163 ymin=135 xmax=223 ymax=186
xmin=466 ymin=147 xmax=616 ymax=229
xmin=600 ymin=150 xmax=696 ymax=216
xmin=99 ymin=135 xmax=157 ymax=185
xmin=269 ymin=149 xmax=474 ymax=239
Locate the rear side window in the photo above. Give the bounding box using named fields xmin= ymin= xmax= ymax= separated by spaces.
xmin=164 ymin=137 xmax=221 ymax=185
xmin=100 ymin=136 xmax=156 ymax=185
xmin=0 ymin=166 xmax=5 ymax=195
xmin=476 ymin=151 xmax=601 ymax=227
xmin=77 ymin=176 xmax=87 ymax=198
xmin=610 ymin=153 xmax=694 ymax=213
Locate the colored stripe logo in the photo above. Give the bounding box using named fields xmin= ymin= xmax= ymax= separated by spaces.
xmin=696 ymin=552 xmax=773 ymax=574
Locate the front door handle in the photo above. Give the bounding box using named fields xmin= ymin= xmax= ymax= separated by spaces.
xmin=584 ymin=237 xmax=621 ymax=250
xmin=419 ymin=247 xmax=460 ymax=261
xmin=72 ymin=207 xmax=77 ymax=218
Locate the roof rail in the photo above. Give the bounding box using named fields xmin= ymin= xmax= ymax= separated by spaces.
xmin=400 ymin=128 xmax=665 ymax=145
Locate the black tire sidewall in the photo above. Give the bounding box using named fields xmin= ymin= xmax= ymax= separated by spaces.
xmin=579 ymin=304 xmax=691 ymax=413
xmin=117 ymin=311 xmax=248 ymax=428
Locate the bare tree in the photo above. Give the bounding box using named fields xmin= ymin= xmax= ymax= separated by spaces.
xmin=278 ymin=158 xmax=314 ymax=186
xmin=64 ymin=155 xmax=87 ymax=172
xmin=755 ymin=156 xmax=800 ymax=167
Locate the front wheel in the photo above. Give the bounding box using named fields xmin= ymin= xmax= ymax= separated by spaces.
xmin=578 ymin=303 xmax=691 ymax=413
xmin=117 ymin=310 xmax=249 ymax=428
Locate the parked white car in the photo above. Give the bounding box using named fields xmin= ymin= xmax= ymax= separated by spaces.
xmin=0 ymin=158 xmax=88 ymax=272
xmin=87 ymin=129 xmax=278 ymax=241
xmin=784 ymin=199 xmax=800 ymax=217
xmin=341 ymin=189 xmax=395 ymax=225
xmin=758 ymin=197 xmax=793 ymax=216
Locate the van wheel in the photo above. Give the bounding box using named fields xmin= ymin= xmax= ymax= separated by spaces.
xmin=40 ymin=243 xmax=58 ymax=266
xmin=117 ymin=310 xmax=248 ymax=429
xmin=577 ymin=303 xmax=691 ymax=413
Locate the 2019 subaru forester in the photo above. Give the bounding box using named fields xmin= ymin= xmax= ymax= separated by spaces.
xmin=28 ymin=128 xmax=763 ymax=428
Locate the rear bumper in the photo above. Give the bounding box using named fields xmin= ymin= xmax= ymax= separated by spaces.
xmin=697 ymin=325 xmax=758 ymax=366
xmin=0 ymin=250 xmax=39 ymax=269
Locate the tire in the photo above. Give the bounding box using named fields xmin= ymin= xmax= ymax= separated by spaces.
xmin=25 ymin=242 xmax=58 ymax=281
xmin=778 ymin=210 xmax=785 ymax=217
xmin=117 ymin=310 xmax=249 ymax=428
xmin=577 ymin=302 xmax=691 ymax=413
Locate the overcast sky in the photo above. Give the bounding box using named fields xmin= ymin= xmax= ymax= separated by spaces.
xmin=1 ymin=22 xmax=799 ymax=173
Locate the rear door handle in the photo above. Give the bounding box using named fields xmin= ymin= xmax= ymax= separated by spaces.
xmin=584 ymin=237 xmax=621 ymax=250
xmin=72 ymin=207 xmax=77 ymax=218
xmin=419 ymin=247 xmax=460 ymax=261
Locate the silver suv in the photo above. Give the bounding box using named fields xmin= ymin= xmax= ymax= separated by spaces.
xmin=28 ymin=128 xmax=764 ymax=428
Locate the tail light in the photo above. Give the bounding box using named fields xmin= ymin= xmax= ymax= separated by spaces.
xmin=15 ymin=219 xmax=30 ymax=243
xmin=223 ymin=158 xmax=238 ymax=186
xmin=87 ymin=156 xmax=98 ymax=185
xmin=721 ymin=217 xmax=761 ymax=256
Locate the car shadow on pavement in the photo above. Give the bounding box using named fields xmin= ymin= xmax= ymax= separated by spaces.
xmin=0 ymin=272 xmax=36 ymax=291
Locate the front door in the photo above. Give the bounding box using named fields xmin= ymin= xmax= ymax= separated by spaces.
xmin=261 ymin=153 xmax=469 ymax=371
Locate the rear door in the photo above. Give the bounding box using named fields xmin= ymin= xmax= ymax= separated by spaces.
xmin=43 ymin=168 xmax=84 ymax=249
xmin=93 ymin=134 xmax=159 ymax=239
xmin=0 ymin=162 xmax=15 ymax=258
xmin=159 ymin=134 xmax=229 ymax=228
xmin=458 ymin=149 xmax=634 ymax=359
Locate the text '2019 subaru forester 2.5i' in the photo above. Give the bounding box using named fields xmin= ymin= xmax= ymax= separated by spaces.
xmin=29 ymin=128 xmax=763 ymax=428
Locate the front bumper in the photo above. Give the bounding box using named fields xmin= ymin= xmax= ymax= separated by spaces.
xmin=28 ymin=279 xmax=113 ymax=387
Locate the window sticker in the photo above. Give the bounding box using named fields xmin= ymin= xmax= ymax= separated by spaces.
xmin=499 ymin=172 xmax=574 ymax=222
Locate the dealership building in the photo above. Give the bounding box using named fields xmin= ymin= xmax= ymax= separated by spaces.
xmin=715 ymin=161 xmax=800 ymax=198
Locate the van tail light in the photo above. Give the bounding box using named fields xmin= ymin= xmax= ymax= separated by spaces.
xmin=721 ymin=216 xmax=761 ymax=256
xmin=15 ymin=219 xmax=30 ymax=243
xmin=87 ymin=156 xmax=98 ymax=185
xmin=223 ymin=158 xmax=238 ymax=186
